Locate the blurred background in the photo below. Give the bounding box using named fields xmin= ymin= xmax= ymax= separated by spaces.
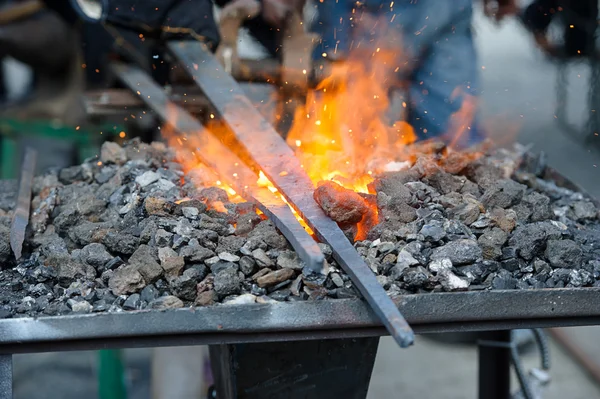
xmin=2 ymin=1 xmax=600 ymax=398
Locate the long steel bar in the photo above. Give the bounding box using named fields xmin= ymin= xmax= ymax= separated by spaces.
xmin=112 ymin=62 xmax=324 ymax=271
xmin=0 ymin=289 xmax=598 ymax=354
xmin=167 ymin=40 xmax=415 ymax=348
xmin=10 ymin=147 xmax=36 ymax=260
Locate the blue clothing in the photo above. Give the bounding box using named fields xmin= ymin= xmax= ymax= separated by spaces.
xmin=311 ymin=0 xmax=481 ymax=144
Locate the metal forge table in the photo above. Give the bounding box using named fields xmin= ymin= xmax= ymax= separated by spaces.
xmin=0 ymin=288 xmax=598 ymax=399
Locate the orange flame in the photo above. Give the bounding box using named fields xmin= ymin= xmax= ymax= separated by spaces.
xmin=286 ymin=53 xmax=417 ymax=195
xmin=160 ymin=103 xmax=245 ymax=212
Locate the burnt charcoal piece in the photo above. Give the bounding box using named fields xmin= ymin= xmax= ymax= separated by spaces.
xmin=489 ymin=208 xmax=517 ymax=233
xmin=369 ymin=175 xmax=413 ymax=201
xmin=103 ymin=231 xmax=140 ymax=256
xmin=0 ymin=225 xmax=12 ymax=265
xmin=199 ymin=187 xmax=229 ymax=203
xmin=195 ymin=290 xmax=217 ymax=306
xmin=403 ymin=266 xmax=431 ymax=290
xmin=108 ymin=265 xmax=146 ymax=295
xmin=508 ymin=222 xmax=563 ymax=260
xmin=257 ymin=269 xmax=295 ymax=288
xmin=46 ymin=255 xmax=95 ymax=287
xmin=378 ymin=193 xmax=418 ymax=223
xmin=277 ymin=251 xmax=304 ymax=271
xmin=464 ymin=160 xmax=504 ymax=189
xmin=545 ymin=240 xmax=583 ymax=269
xmin=59 ymin=166 xmax=89 ymax=184
xmin=140 ymin=285 xmax=159 ymax=303
xmin=214 ymin=268 xmax=242 ymax=296
xmin=480 ymin=179 xmax=526 ymax=209
xmin=239 ymin=256 xmax=257 ymax=276
xmin=501 ymin=247 xmax=517 ymax=260
xmin=148 ymin=296 xmax=184 ymax=309
xmin=448 ymin=203 xmax=480 ymax=225
xmin=123 ymin=293 xmax=141 ymax=310
xmin=570 ymin=201 xmax=598 ymax=222
xmin=210 ymin=261 xmax=238 ymax=275
xmin=419 ymin=220 xmax=446 ymax=242
xmin=492 ymin=275 xmax=518 ymax=290
xmin=478 ymin=228 xmax=508 ymax=260
xmin=170 ymin=267 xmax=205 ymax=301
xmin=501 ymin=258 xmax=521 ymax=273
xmin=431 ymin=239 xmax=482 ymax=265
xmin=179 ymin=245 xmax=215 ymax=263
xmin=129 ymin=245 xmax=163 ymax=284
xmin=100 ymin=141 xmax=128 ymax=165
xmin=80 ymin=243 xmax=113 ymax=270
xmin=313 ymin=181 xmax=369 ymax=225
xmin=425 ymin=171 xmax=465 ymax=195
xmin=522 ymin=192 xmax=553 ymax=222
xmin=456 ymin=261 xmax=498 ymax=285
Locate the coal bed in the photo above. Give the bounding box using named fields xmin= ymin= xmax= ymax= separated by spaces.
xmin=0 ymin=139 xmax=598 ymax=319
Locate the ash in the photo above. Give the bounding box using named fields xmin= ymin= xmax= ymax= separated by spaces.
xmin=0 ymin=140 xmax=598 ymax=319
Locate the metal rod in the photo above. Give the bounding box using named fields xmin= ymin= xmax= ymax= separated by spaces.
xmin=0 ymin=355 xmax=12 ymax=399
xmin=111 ymin=62 xmax=324 ymax=271
xmin=478 ymin=330 xmax=512 ymax=399
xmin=10 ymin=147 xmax=36 ymax=260
xmin=167 ymin=40 xmax=415 ymax=348
xmin=549 ymin=327 xmax=600 ymax=386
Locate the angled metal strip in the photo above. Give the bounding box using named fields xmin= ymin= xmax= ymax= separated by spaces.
xmin=10 ymin=147 xmax=36 ymax=260
xmin=167 ymin=41 xmax=414 ymax=347
xmin=111 ymin=62 xmax=323 ymax=271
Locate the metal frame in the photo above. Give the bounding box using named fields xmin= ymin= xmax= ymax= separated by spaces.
xmin=0 ymin=289 xmax=597 ymax=353
xmin=0 ymin=289 xmax=598 ymax=397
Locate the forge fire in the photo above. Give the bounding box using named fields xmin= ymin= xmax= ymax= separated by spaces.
xmin=0 ymin=135 xmax=598 ymax=317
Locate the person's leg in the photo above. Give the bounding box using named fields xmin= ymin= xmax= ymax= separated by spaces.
xmin=404 ymin=1 xmax=482 ymax=146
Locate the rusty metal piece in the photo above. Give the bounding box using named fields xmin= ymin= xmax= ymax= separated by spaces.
xmin=111 ymin=62 xmax=324 ymax=271
xmin=168 ymin=41 xmax=414 ymax=348
xmin=549 ymin=328 xmax=600 ymax=386
xmin=10 ymin=147 xmax=36 ymax=260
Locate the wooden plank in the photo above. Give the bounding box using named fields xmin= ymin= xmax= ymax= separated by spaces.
xmin=167 ymin=41 xmax=414 ymax=348
xmin=111 ymin=62 xmax=323 ymax=272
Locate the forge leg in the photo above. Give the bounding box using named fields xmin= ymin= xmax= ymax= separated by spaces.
xmin=0 ymin=355 xmax=12 ymax=399
xmin=478 ymin=330 xmax=512 ymax=399
xmin=209 ymin=337 xmax=380 ymax=399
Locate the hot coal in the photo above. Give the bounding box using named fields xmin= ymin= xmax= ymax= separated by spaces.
xmin=313 ymin=181 xmax=369 ymax=225
xmin=0 ymin=140 xmax=597 ymax=319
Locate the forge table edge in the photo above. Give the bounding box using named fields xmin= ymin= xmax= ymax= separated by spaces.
xmin=0 ymin=288 xmax=598 ymax=354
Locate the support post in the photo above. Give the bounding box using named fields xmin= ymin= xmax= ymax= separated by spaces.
xmin=0 ymin=355 xmax=12 ymax=399
xmin=210 ymin=337 xmax=380 ymax=399
xmin=478 ymin=330 xmax=512 ymax=399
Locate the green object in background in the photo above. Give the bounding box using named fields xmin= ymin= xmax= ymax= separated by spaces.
xmin=0 ymin=136 xmax=17 ymax=180
xmin=98 ymin=350 xmax=127 ymax=399
xmin=0 ymin=118 xmax=124 ymax=179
